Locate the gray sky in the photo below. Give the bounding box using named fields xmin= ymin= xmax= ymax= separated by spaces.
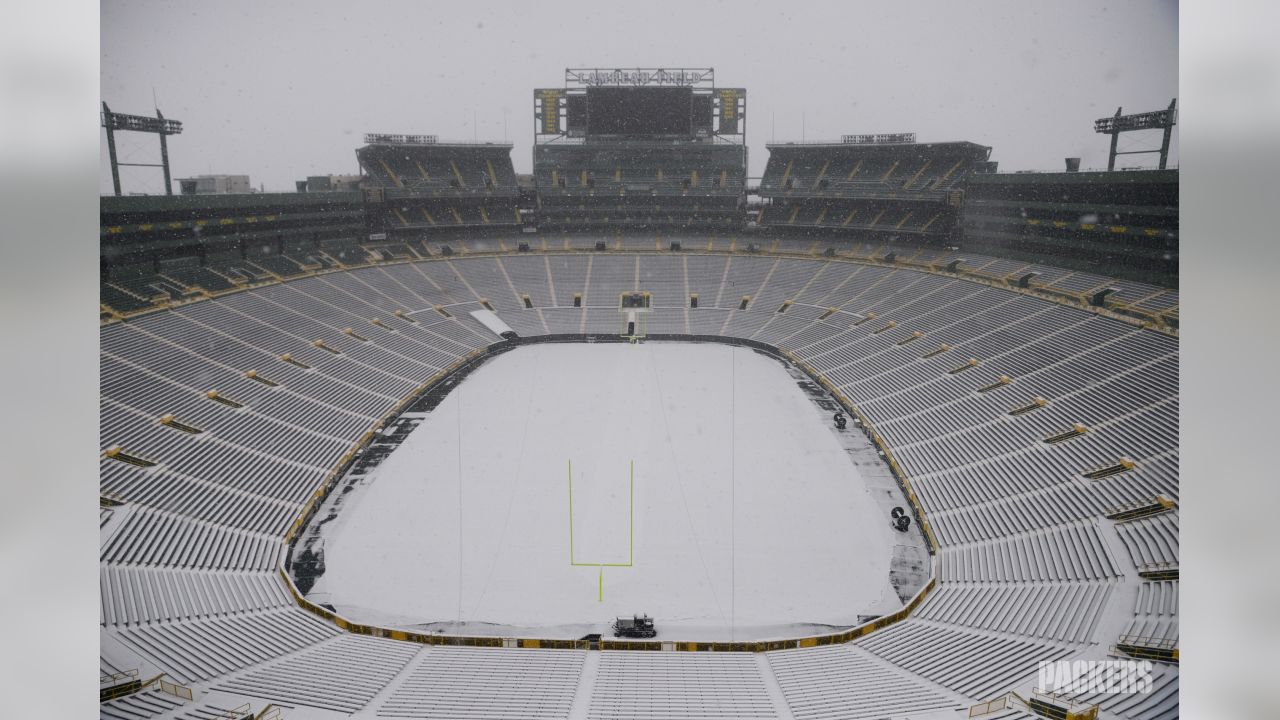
xmin=100 ymin=0 xmax=1178 ymax=194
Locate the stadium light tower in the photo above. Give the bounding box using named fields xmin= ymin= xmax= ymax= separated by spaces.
xmin=1094 ymin=98 xmax=1176 ymax=171
xmin=101 ymin=102 xmax=184 ymax=196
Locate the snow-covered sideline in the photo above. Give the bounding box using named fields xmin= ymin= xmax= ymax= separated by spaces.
xmin=310 ymin=342 xmax=902 ymax=640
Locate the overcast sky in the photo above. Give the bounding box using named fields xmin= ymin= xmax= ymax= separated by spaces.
xmin=100 ymin=0 xmax=1178 ymax=194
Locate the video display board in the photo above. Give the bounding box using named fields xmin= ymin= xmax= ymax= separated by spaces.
xmin=536 ymin=84 xmax=743 ymax=138
xmin=586 ymin=87 xmax=694 ymax=136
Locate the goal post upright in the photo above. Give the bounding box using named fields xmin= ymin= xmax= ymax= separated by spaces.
xmin=630 ymin=458 xmax=634 ymax=566
xmin=568 ymin=458 xmax=575 ymax=565
xmin=567 ymin=458 xmax=636 ymax=568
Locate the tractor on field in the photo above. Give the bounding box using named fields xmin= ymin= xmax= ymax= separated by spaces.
xmin=612 ymin=614 xmax=657 ymax=638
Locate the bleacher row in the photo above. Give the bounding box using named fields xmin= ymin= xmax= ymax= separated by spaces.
xmin=101 ymin=234 xmax=1181 ymax=331
xmin=759 ymin=151 xmax=976 ymax=195
xmin=533 ymin=145 xmax=745 ymax=229
xmin=759 ymin=202 xmax=947 ymax=234
xmin=938 ymin=520 xmax=1123 ymax=584
xmin=755 ymin=143 xmax=989 ymax=240
xmin=536 ymin=199 xmax=744 ymax=230
xmin=356 ymin=143 xmax=524 ymax=239
xmin=385 ymin=201 xmax=523 ymax=229
xmin=535 ymin=159 xmax=745 ymax=197
xmin=100 ymin=688 xmax=189 ymax=720
xmin=358 ymin=145 xmax=518 ymax=195
xmin=100 ymin=249 xmax=1177 ymax=718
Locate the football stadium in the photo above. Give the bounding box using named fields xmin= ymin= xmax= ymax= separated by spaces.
xmin=99 ymin=59 xmax=1179 ymax=720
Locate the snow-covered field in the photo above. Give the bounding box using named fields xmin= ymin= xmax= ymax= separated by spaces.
xmin=311 ymin=342 xmax=903 ymax=640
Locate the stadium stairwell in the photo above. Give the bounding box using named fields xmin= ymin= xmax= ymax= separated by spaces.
xmin=976 ymin=374 xmax=1011 ymax=393
xmin=1009 ymin=396 xmax=1048 ymax=415
xmin=1082 ymin=456 xmax=1136 ymax=479
xmin=904 ymin=159 xmax=932 ymax=190
xmin=1138 ymin=562 xmax=1179 ymax=581
xmin=158 ymin=414 xmax=203 ymax=434
xmin=205 ymin=390 xmax=245 ymax=408
xmin=103 ymin=446 xmax=156 ymax=468
xmin=1026 ymin=693 xmax=1101 ymax=720
xmin=99 ymin=670 xmax=144 ymax=701
xmin=1043 ymin=423 xmax=1089 ymax=444
xmin=931 ymin=158 xmax=966 ymax=189
xmin=970 ymin=691 xmax=1099 ymax=720
xmin=378 ymin=158 xmax=403 ymax=188
xmin=243 ymin=370 xmax=278 ymax=386
xmin=1112 ymin=635 xmax=1179 ymax=664
xmin=921 ymin=342 xmax=950 ymax=358
xmin=1105 ymin=495 xmax=1176 ymax=522
xmin=100 ymin=671 xmax=194 ymax=704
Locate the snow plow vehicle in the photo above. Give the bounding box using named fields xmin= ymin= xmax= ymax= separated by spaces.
xmin=612 ymin=614 xmax=656 ymax=638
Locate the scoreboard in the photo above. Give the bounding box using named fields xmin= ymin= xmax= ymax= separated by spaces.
xmin=717 ymin=89 xmax=742 ymax=135
xmin=535 ymin=86 xmax=745 ymax=139
xmin=587 ymin=87 xmax=692 ymax=135
xmin=536 ymin=89 xmax=564 ymax=135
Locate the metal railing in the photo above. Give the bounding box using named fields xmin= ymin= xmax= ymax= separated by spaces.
xmin=100 ymin=671 xmax=193 ymax=703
